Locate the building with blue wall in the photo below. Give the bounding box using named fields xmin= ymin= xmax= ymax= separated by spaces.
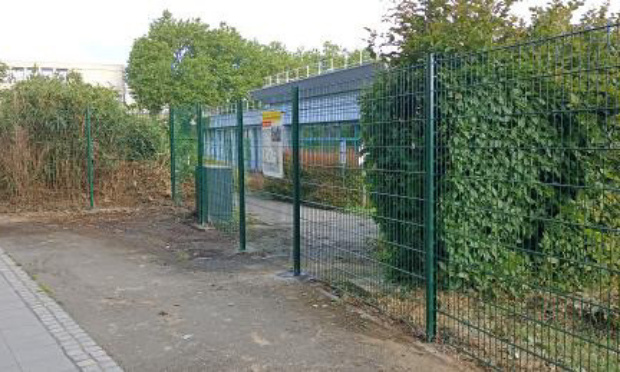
xmin=206 ymin=63 xmax=376 ymax=172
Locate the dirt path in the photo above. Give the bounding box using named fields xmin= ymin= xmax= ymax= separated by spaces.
xmin=0 ymin=209 xmax=468 ymax=371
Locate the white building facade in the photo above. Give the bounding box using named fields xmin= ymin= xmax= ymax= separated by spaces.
xmin=1 ymin=60 xmax=128 ymax=102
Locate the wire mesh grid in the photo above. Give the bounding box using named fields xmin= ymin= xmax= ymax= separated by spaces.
xmin=90 ymin=109 xmax=169 ymax=208
xmin=238 ymin=96 xmax=296 ymax=257
xmin=171 ymin=106 xmax=199 ymax=209
xmin=189 ymin=24 xmax=619 ymax=371
xmin=434 ymin=24 xmax=619 ymax=370
xmin=295 ymin=64 xmax=435 ymax=327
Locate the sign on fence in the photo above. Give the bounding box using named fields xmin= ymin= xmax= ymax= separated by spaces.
xmin=261 ymin=111 xmax=284 ymax=179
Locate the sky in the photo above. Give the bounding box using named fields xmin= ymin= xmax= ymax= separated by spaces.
xmin=1 ymin=0 xmax=618 ymax=66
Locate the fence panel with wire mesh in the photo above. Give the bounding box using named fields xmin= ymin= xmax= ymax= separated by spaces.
xmin=0 ymin=101 xmax=171 ymax=212
xmin=295 ymin=64 xmax=434 ymax=328
xmin=241 ymin=92 xmax=295 ymax=259
xmin=170 ymin=106 xmax=199 ymax=209
xmin=203 ymin=92 xmax=296 ymax=259
xmin=90 ymin=109 xmax=169 ymax=208
xmin=199 ymin=103 xmax=241 ymax=236
xmin=197 ymin=24 xmax=620 ymax=371
xmin=433 ymin=24 xmax=620 ymax=371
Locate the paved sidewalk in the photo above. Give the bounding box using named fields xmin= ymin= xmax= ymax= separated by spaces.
xmin=0 ymin=248 xmax=122 ymax=372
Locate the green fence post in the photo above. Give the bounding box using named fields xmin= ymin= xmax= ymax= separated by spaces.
xmin=237 ymin=100 xmax=247 ymax=252
xmin=196 ymin=105 xmax=206 ymax=225
xmin=202 ymin=117 xmax=209 ymax=222
xmin=169 ymin=108 xmax=178 ymax=205
xmin=197 ymin=105 xmax=204 ymax=165
xmin=292 ymin=87 xmax=301 ymax=276
xmin=424 ymin=53 xmax=437 ymax=342
xmin=86 ymin=107 xmax=95 ymax=209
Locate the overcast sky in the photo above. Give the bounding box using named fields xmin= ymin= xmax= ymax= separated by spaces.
xmin=1 ymin=0 xmax=618 ymax=65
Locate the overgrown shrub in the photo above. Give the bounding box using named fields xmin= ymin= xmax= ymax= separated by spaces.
xmin=360 ymin=65 xmax=427 ymax=282
xmin=436 ymin=59 xmax=588 ymax=295
xmin=0 ymin=73 xmax=167 ymax=206
xmin=361 ymin=51 xmax=619 ymax=295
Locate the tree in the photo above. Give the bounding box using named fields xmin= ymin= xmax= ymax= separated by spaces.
xmin=362 ymin=0 xmax=620 ymax=291
xmin=371 ymin=0 xmax=619 ymax=64
xmin=369 ymin=0 xmax=525 ymax=63
xmin=127 ymin=11 xmax=240 ymax=112
xmin=128 ymin=11 xmax=371 ymax=112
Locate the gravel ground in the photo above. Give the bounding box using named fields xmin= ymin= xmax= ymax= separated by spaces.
xmin=0 ymin=208 xmax=470 ymax=371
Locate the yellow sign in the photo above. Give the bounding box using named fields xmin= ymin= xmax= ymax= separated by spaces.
xmin=261 ymin=111 xmax=284 ymax=179
xmin=262 ymin=111 xmax=283 ymax=128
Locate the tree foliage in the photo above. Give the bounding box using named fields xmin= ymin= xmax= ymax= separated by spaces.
xmin=127 ymin=11 xmax=369 ymax=112
xmin=434 ymin=55 xmax=619 ymax=293
xmin=362 ymin=1 xmax=620 ymax=294
xmin=368 ymin=0 xmax=525 ymax=63
xmin=370 ymin=0 xmax=619 ymax=63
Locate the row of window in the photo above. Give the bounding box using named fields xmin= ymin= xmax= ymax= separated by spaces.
xmin=2 ymin=67 xmax=69 ymax=83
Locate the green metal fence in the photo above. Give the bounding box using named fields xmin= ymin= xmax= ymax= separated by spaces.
xmin=169 ymin=106 xmax=199 ymax=208
xmin=197 ymin=24 xmax=619 ymax=371
xmin=0 ymin=104 xmax=168 ymax=211
xmin=89 ymin=109 xmax=169 ymax=208
xmin=433 ymin=25 xmax=620 ymax=370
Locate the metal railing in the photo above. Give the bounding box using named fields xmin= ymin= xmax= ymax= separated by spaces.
xmin=263 ymin=51 xmax=374 ymax=88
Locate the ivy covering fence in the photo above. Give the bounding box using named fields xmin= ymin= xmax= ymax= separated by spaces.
xmin=359 ymin=24 xmax=619 ymax=370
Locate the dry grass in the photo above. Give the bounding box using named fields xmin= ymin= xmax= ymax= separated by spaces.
xmin=247 ymin=172 xmax=265 ymax=192
xmin=94 ymin=159 xmax=171 ymax=207
xmin=0 ymin=129 xmax=83 ymax=210
xmin=373 ymin=289 xmax=619 ymax=371
xmin=0 ymin=128 xmax=172 ymax=212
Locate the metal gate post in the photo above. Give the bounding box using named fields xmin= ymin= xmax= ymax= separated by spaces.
xmin=237 ymin=100 xmax=247 ymax=252
xmin=292 ymin=87 xmax=301 ymax=276
xmin=424 ymin=53 xmax=437 ymax=341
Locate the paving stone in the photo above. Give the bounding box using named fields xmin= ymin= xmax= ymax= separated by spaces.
xmin=19 ymin=357 xmax=78 ymax=372
xmin=12 ymin=343 xmax=71 ymax=364
xmin=0 ymin=308 xmax=35 ymax=323
xmin=3 ymin=332 xmax=58 ymax=350
xmin=0 ymin=340 xmax=17 ymax=366
xmin=2 ymin=323 xmax=49 ymax=339
xmin=102 ymin=367 xmax=123 ymax=372
xmin=0 ymin=248 xmax=122 ymax=372
xmin=0 ymin=365 xmax=22 ymax=372
xmin=77 ymin=359 xmax=98 ymax=368
xmin=82 ymin=366 xmax=103 ymax=372
xmin=96 ymin=357 xmax=115 ymax=366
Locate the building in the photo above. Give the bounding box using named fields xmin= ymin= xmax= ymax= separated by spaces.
xmin=207 ymin=62 xmax=377 ymax=172
xmin=0 ymin=60 xmax=128 ymax=102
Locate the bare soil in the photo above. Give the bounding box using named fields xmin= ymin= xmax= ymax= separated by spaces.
xmin=0 ymin=208 xmax=471 ymax=371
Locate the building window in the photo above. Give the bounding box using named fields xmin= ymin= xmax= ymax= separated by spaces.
xmin=55 ymin=69 xmax=68 ymax=81
xmin=11 ymin=68 xmax=25 ymax=82
xmin=23 ymin=68 xmax=37 ymax=80
xmin=41 ymin=68 xmax=53 ymax=78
